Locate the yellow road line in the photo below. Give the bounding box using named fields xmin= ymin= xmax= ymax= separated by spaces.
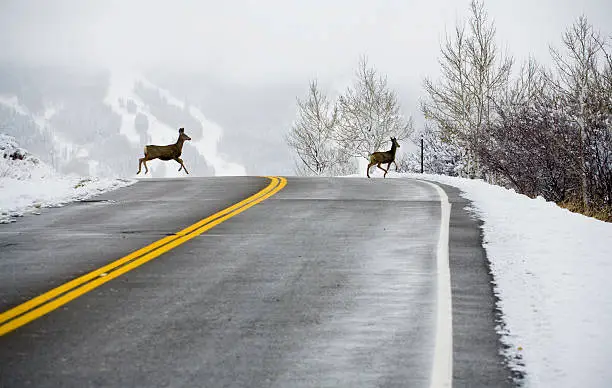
xmin=0 ymin=176 xmax=287 ymax=336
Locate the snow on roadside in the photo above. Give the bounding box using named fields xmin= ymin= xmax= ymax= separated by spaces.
xmin=394 ymin=172 xmax=612 ymax=387
xmin=0 ymin=135 xmax=135 ymax=224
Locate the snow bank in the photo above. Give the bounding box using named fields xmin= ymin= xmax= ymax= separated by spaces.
xmin=0 ymin=134 xmax=135 ymax=224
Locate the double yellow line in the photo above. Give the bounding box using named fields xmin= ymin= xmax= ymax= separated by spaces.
xmin=0 ymin=176 xmax=287 ymax=336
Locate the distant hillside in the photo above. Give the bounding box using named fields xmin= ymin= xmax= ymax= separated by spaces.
xmin=0 ymin=65 xmax=248 ymax=178
xmin=146 ymin=72 xmax=300 ymax=175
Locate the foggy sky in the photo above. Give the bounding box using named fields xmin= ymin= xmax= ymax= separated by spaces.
xmin=2 ymin=0 xmax=611 ymax=88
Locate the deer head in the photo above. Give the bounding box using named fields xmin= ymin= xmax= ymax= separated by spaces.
xmin=178 ymin=128 xmax=192 ymax=141
xmin=391 ymin=137 xmax=400 ymax=149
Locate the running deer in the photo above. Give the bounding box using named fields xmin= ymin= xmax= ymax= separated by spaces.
xmin=366 ymin=137 xmax=400 ymax=178
xmin=137 ymin=128 xmax=191 ymax=175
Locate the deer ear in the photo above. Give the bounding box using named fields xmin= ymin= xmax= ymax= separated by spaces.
xmin=179 ymin=128 xmax=184 ymax=133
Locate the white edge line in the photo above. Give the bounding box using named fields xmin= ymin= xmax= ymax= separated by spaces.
xmin=420 ymin=179 xmax=453 ymax=388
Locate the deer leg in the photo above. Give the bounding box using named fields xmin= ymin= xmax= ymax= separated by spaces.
xmin=376 ymin=163 xmax=389 ymax=179
xmin=366 ymin=162 xmax=375 ymax=178
xmin=139 ymin=155 xmax=151 ymax=175
xmin=175 ymin=157 xmax=189 ymax=174
xmin=384 ymin=162 xmax=393 ymax=177
xmin=376 ymin=163 xmax=388 ymax=173
xmin=138 ymin=157 xmax=150 ymax=175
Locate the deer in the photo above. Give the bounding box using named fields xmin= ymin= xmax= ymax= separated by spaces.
xmin=366 ymin=137 xmax=400 ymax=178
xmin=137 ymin=127 xmax=191 ymax=175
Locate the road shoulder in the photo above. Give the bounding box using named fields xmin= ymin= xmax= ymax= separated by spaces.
xmin=426 ymin=181 xmax=516 ymax=387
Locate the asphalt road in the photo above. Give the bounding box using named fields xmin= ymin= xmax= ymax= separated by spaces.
xmin=0 ymin=177 xmax=514 ymax=387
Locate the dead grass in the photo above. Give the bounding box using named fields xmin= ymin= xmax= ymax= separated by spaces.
xmin=558 ymin=199 xmax=612 ymax=223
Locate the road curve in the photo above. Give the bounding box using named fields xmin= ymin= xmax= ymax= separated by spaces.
xmin=0 ymin=177 xmax=511 ymax=387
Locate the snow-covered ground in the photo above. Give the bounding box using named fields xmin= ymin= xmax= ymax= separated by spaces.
xmin=0 ymin=135 xmax=134 ymax=224
xmin=370 ymin=171 xmax=611 ymax=387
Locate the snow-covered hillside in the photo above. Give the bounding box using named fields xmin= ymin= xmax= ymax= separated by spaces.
xmin=104 ymin=71 xmax=246 ymax=177
xmin=0 ymin=135 xmax=134 ymax=224
xmin=0 ymin=66 xmax=246 ymax=178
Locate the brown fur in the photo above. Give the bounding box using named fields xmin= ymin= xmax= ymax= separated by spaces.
xmin=366 ymin=137 xmax=400 ymax=178
xmin=137 ymin=128 xmax=191 ymax=175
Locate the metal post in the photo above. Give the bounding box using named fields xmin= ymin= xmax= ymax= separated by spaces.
xmin=420 ymin=137 xmax=424 ymax=174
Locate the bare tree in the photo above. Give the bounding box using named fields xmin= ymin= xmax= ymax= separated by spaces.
xmin=335 ymin=57 xmax=413 ymax=160
xmin=422 ymin=0 xmax=512 ymax=177
xmin=477 ymin=69 xmax=581 ymax=201
xmin=287 ymin=57 xmax=412 ymax=176
xmin=549 ymin=16 xmax=612 ymax=207
xmin=420 ymin=5 xmax=611 ymax=218
xmin=475 ymin=16 xmax=612 ymax=213
xmin=286 ymin=80 xmax=355 ymax=176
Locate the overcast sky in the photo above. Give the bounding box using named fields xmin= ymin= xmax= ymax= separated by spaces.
xmin=1 ymin=0 xmax=611 ymax=89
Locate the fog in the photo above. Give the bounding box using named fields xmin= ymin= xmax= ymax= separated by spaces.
xmin=2 ymin=0 xmax=610 ymax=86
